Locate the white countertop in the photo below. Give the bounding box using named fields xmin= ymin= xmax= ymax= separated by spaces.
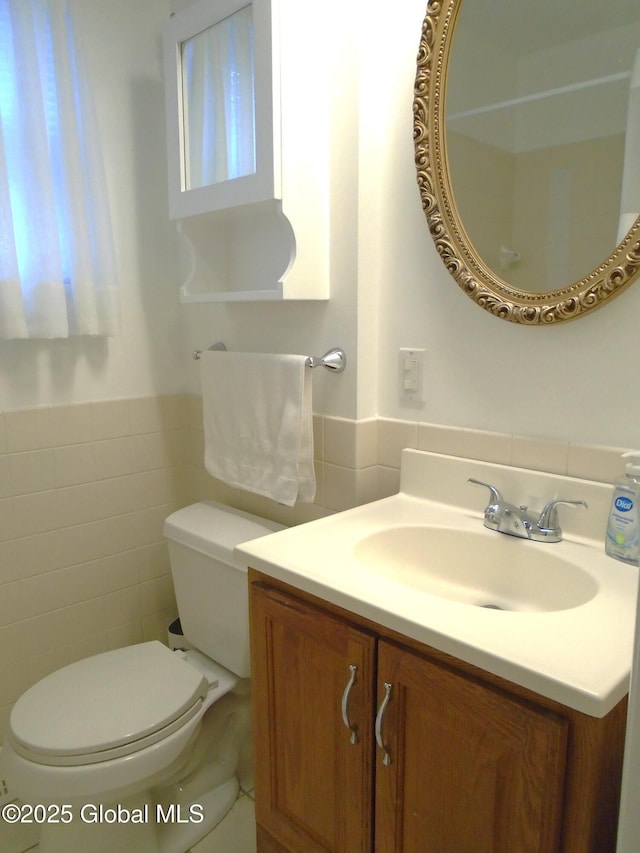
xmin=236 ymin=450 xmax=639 ymax=717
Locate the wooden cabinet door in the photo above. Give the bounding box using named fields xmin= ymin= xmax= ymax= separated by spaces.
xmin=374 ymin=640 xmax=569 ymax=853
xmin=250 ymin=583 xmax=376 ymax=853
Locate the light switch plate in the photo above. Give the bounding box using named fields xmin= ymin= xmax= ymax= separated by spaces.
xmin=399 ymin=347 xmax=426 ymax=405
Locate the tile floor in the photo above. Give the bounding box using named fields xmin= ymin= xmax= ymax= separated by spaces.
xmin=0 ymin=791 xmax=257 ymax=853
xmin=191 ymin=793 xmax=256 ymax=853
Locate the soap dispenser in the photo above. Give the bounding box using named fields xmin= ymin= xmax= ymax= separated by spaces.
xmin=606 ymin=452 xmax=640 ymax=564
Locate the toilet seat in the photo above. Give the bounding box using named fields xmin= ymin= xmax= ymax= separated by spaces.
xmin=9 ymin=642 xmax=208 ymax=767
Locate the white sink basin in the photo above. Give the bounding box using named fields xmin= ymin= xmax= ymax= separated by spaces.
xmin=237 ymin=449 xmax=639 ymax=716
xmin=353 ymin=526 xmax=598 ymax=612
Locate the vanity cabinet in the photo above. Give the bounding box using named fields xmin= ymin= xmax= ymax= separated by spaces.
xmin=373 ymin=640 xmax=566 ymax=852
xmin=249 ymin=573 xmax=627 ymax=853
xmin=250 ymin=581 xmax=376 ymax=852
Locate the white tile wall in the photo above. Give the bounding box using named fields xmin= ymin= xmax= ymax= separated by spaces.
xmin=0 ymin=396 xmax=630 ymax=741
xmin=0 ymin=397 xmax=192 ymax=740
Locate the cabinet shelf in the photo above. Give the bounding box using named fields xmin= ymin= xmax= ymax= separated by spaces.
xmin=176 ymin=202 xmax=298 ymax=303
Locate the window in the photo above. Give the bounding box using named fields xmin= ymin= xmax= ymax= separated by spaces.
xmin=0 ymin=0 xmax=118 ymax=339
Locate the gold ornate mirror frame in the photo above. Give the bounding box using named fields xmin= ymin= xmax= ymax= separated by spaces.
xmin=413 ymin=0 xmax=640 ymax=325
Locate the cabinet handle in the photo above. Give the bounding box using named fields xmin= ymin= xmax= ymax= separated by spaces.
xmin=341 ymin=664 xmax=359 ymax=745
xmin=375 ymin=681 xmax=393 ymax=766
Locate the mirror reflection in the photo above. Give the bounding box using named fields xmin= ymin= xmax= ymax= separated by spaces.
xmin=181 ymin=4 xmax=256 ymax=191
xmin=444 ymin=0 xmax=640 ymax=294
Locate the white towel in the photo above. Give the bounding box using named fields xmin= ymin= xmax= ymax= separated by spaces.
xmin=201 ymin=351 xmax=316 ymax=507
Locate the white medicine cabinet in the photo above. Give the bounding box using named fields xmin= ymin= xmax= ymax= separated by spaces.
xmin=163 ymin=0 xmax=331 ymax=301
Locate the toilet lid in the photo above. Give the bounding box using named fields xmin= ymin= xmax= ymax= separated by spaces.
xmin=10 ymin=642 xmax=208 ymax=760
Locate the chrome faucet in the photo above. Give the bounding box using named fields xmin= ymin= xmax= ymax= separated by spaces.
xmin=468 ymin=478 xmax=587 ymax=543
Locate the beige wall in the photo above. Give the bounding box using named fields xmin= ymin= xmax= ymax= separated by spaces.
xmin=446 ymin=130 xmax=515 ymax=275
xmin=446 ymin=130 xmax=624 ymax=291
xmin=511 ymin=135 xmax=624 ymax=290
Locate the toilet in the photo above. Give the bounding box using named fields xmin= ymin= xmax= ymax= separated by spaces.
xmin=0 ymin=501 xmax=283 ymax=853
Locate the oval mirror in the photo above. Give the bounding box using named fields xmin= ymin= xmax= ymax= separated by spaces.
xmin=414 ymin=0 xmax=640 ymax=324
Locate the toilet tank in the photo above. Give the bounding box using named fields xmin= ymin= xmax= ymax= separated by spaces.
xmin=163 ymin=501 xmax=284 ymax=677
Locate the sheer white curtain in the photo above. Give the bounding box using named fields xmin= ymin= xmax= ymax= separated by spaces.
xmin=0 ymin=0 xmax=118 ymax=340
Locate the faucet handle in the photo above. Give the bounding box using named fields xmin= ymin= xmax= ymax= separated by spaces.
xmin=537 ymin=499 xmax=588 ymax=534
xmin=467 ymin=478 xmax=503 ymax=508
xmin=467 ymin=480 xmax=507 ymax=531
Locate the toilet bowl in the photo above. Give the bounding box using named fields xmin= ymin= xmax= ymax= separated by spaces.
xmin=0 ymin=501 xmax=283 ymax=853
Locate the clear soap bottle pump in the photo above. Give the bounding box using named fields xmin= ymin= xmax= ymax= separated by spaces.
xmin=605 ymin=452 xmax=640 ymax=565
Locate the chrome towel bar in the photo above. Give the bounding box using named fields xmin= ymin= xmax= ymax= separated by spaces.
xmin=192 ymin=343 xmax=346 ymax=374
